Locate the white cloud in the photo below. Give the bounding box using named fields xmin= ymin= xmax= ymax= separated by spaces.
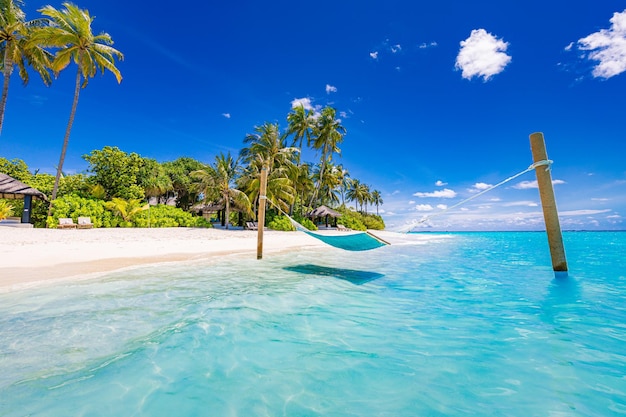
xmin=591 ymin=197 xmax=610 ymax=201
xmin=415 ymin=204 xmax=434 ymax=211
xmin=469 ymin=182 xmax=492 ymax=193
xmin=419 ymin=42 xmax=438 ymax=49
xmin=222 ymin=113 xmax=231 ymax=119
xmin=291 ymin=97 xmax=313 ymax=110
xmin=502 ymin=201 xmax=539 ymax=207
xmin=436 ymin=204 xmax=448 ymax=210
xmin=512 ymin=179 xmax=566 ymax=189
xmin=370 ymin=51 xmax=378 ymax=59
xmin=391 ymin=44 xmax=402 ymax=53
xmin=576 ymin=9 xmax=626 ymax=78
xmin=560 ymin=209 xmax=612 ymax=216
xmin=435 ymin=180 xmax=447 ymax=186
xmin=326 ymin=84 xmax=337 ymax=94
xmin=455 ymin=29 xmax=512 ymax=81
xmin=339 ymin=111 xmax=347 ymax=118
xmin=408 ymin=200 xmax=415 ymax=205
xmin=413 ymin=188 xmax=457 ymax=198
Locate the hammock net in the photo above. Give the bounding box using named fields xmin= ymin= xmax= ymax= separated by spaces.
xmin=302 ymin=230 xmax=388 ymax=251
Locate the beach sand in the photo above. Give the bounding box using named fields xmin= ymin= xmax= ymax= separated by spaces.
xmin=0 ymin=227 xmax=435 ymax=292
xmin=0 ymin=227 xmax=327 ymax=290
xmin=0 ymin=227 xmax=424 ymax=291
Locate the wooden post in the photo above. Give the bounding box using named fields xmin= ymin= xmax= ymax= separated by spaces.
xmin=257 ymin=166 xmax=268 ymax=259
xmin=529 ymin=132 xmax=568 ymax=274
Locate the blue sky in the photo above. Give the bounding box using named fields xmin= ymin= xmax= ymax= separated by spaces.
xmin=1 ymin=0 xmax=625 ymax=231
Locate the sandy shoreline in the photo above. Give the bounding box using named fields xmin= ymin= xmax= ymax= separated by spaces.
xmin=0 ymin=227 xmax=329 ymax=290
xmin=0 ymin=227 xmax=436 ymax=292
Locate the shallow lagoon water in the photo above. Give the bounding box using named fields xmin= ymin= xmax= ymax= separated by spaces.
xmin=1 ymin=232 xmax=625 ymax=416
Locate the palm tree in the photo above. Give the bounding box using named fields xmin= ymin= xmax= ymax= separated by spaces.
xmin=347 ymin=179 xmax=369 ymax=212
xmin=241 ymin=122 xmax=297 ymax=173
xmin=337 ymin=165 xmax=350 ymax=206
xmin=371 ymin=189 xmax=383 ymax=215
xmin=286 ymin=104 xmax=314 ymax=163
xmin=309 ymin=106 xmax=345 ymax=207
xmin=34 ymin=3 xmax=123 ymax=204
xmin=192 ymin=152 xmax=252 ymax=229
xmin=0 ymin=0 xmax=52 ymax=134
xmin=240 ymin=158 xmax=295 ymax=214
xmin=312 ymin=161 xmax=341 ymax=207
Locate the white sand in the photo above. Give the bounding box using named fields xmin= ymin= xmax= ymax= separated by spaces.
xmin=0 ymin=227 xmax=435 ymax=291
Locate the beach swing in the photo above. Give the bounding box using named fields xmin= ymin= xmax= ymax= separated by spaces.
xmin=266 ymin=200 xmax=389 ymax=251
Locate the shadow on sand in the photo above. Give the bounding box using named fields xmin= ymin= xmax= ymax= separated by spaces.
xmin=283 ymin=264 xmax=385 ymax=285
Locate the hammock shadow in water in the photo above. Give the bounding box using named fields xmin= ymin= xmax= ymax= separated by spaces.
xmin=284 ymin=264 xmax=385 ymax=285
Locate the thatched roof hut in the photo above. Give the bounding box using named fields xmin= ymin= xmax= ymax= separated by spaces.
xmin=0 ymin=173 xmax=47 ymax=200
xmin=306 ymin=205 xmax=341 ymax=218
xmin=306 ymin=205 xmax=342 ymax=227
xmin=0 ymin=173 xmax=47 ymax=225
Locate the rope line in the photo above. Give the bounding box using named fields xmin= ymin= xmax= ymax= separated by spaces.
xmin=403 ymin=159 xmax=552 ymax=232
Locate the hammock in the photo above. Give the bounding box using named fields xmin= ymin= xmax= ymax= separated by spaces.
xmin=302 ymin=229 xmax=388 ymax=251
xmin=264 ymin=198 xmax=389 ymax=251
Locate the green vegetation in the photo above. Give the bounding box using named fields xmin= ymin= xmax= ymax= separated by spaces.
xmin=0 ymin=4 xmax=385 ymax=230
xmin=0 ymin=200 xmax=14 ymax=220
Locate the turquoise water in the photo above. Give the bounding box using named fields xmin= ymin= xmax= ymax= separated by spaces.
xmin=1 ymin=231 xmax=625 ymax=416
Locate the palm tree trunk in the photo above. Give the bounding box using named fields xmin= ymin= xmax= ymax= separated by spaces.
xmin=48 ymin=65 xmax=81 ymax=217
xmin=0 ymin=55 xmax=14 ymax=135
xmin=224 ymin=191 xmax=230 ymax=229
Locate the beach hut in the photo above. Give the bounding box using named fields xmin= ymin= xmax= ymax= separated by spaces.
xmin=0 ymin=173 xmax=47 ymax=226
xmin=191 ymin=200 xmax=246 ymax=227
xmin=307 ymin=205 xmax=342 ymax=228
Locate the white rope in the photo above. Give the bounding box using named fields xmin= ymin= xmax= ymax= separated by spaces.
xmin=403 ymin=159 xmax=552 ymax=232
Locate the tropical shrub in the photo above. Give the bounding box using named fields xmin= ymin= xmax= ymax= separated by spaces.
xmin=337 ymin=211 xmax=367 ymax=231
xmin=292 ymin=214 xmax=317 ymax=231
xmin=0 ymin=200 xmax=14 ymax=220
xmin=361 ymin=214 xmax=385 ymax=230
xmin=267 ymin=215 xmax=295 ymax=231
xmin=133 ymin=205 xmax=212 ymax=228
xmin=105 ymin=198 xmax=148 ymax=224
xmin=47 ymin=194 xmax=115 ymax=228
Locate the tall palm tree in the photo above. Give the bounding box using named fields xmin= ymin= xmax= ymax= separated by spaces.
xmin=346 ymin=179 xmax=369 ymax=212
xmin=286 ymin=104 xmax=314 ymax=163
xmin=192 ymin=152 xmax=252 ymax=229
xmin=309 ymin=106 xmax=345 ymax=207
xmin=337 ymin=165 xmax=350 ymax=206
xmin=312 ymin=161 xmax=341 ymax=206
xmin=241 ymin=122 xmax=297 ymax=173
xmin=0 ymin=0 xmax=52 ymax=134
xmin=371 ymin=189 xmax=383 ymax=216
xmin=34 ymin=3 xmax=123 ymax=204
xmin=239 ymin=157 xmax=295 ymax=214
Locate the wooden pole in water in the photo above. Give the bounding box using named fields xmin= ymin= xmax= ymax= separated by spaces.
xmin=529 ymin=132 xmax=568 ymax=274
xmin=257 ymin=166 xmax=268 ymax=260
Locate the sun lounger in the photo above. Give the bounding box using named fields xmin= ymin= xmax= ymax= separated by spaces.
xmin=246 ymin=221 xmax=258 ymax=230
xmin=337 ymin=224 xmax=351 ymax=231
xmin=57 ymin=218 xmax=77 ymax=229
xmin=77 ymin=217 xmax=93 ymax=229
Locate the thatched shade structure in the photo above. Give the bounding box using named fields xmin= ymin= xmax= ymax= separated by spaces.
xmin=0 ymin=173 xmax=47 ymax=224
xmin=0 ymin=173 xmax=47 ymax=200
xmin=191 ymin=200 xmax=246 ymax=227
xmin=306 ymin=205 xmax=341 ymax=227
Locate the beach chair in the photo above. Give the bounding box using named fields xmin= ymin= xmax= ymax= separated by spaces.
xmin=57 ymin=218 xmax=77 ymax=229
xmin=337 ymin=224 xmax=351 ymax=232
xmin=77 ymin=217 xmax=94 ymax=229
xmin=246 ymin=221 xmax=258 ymax=230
